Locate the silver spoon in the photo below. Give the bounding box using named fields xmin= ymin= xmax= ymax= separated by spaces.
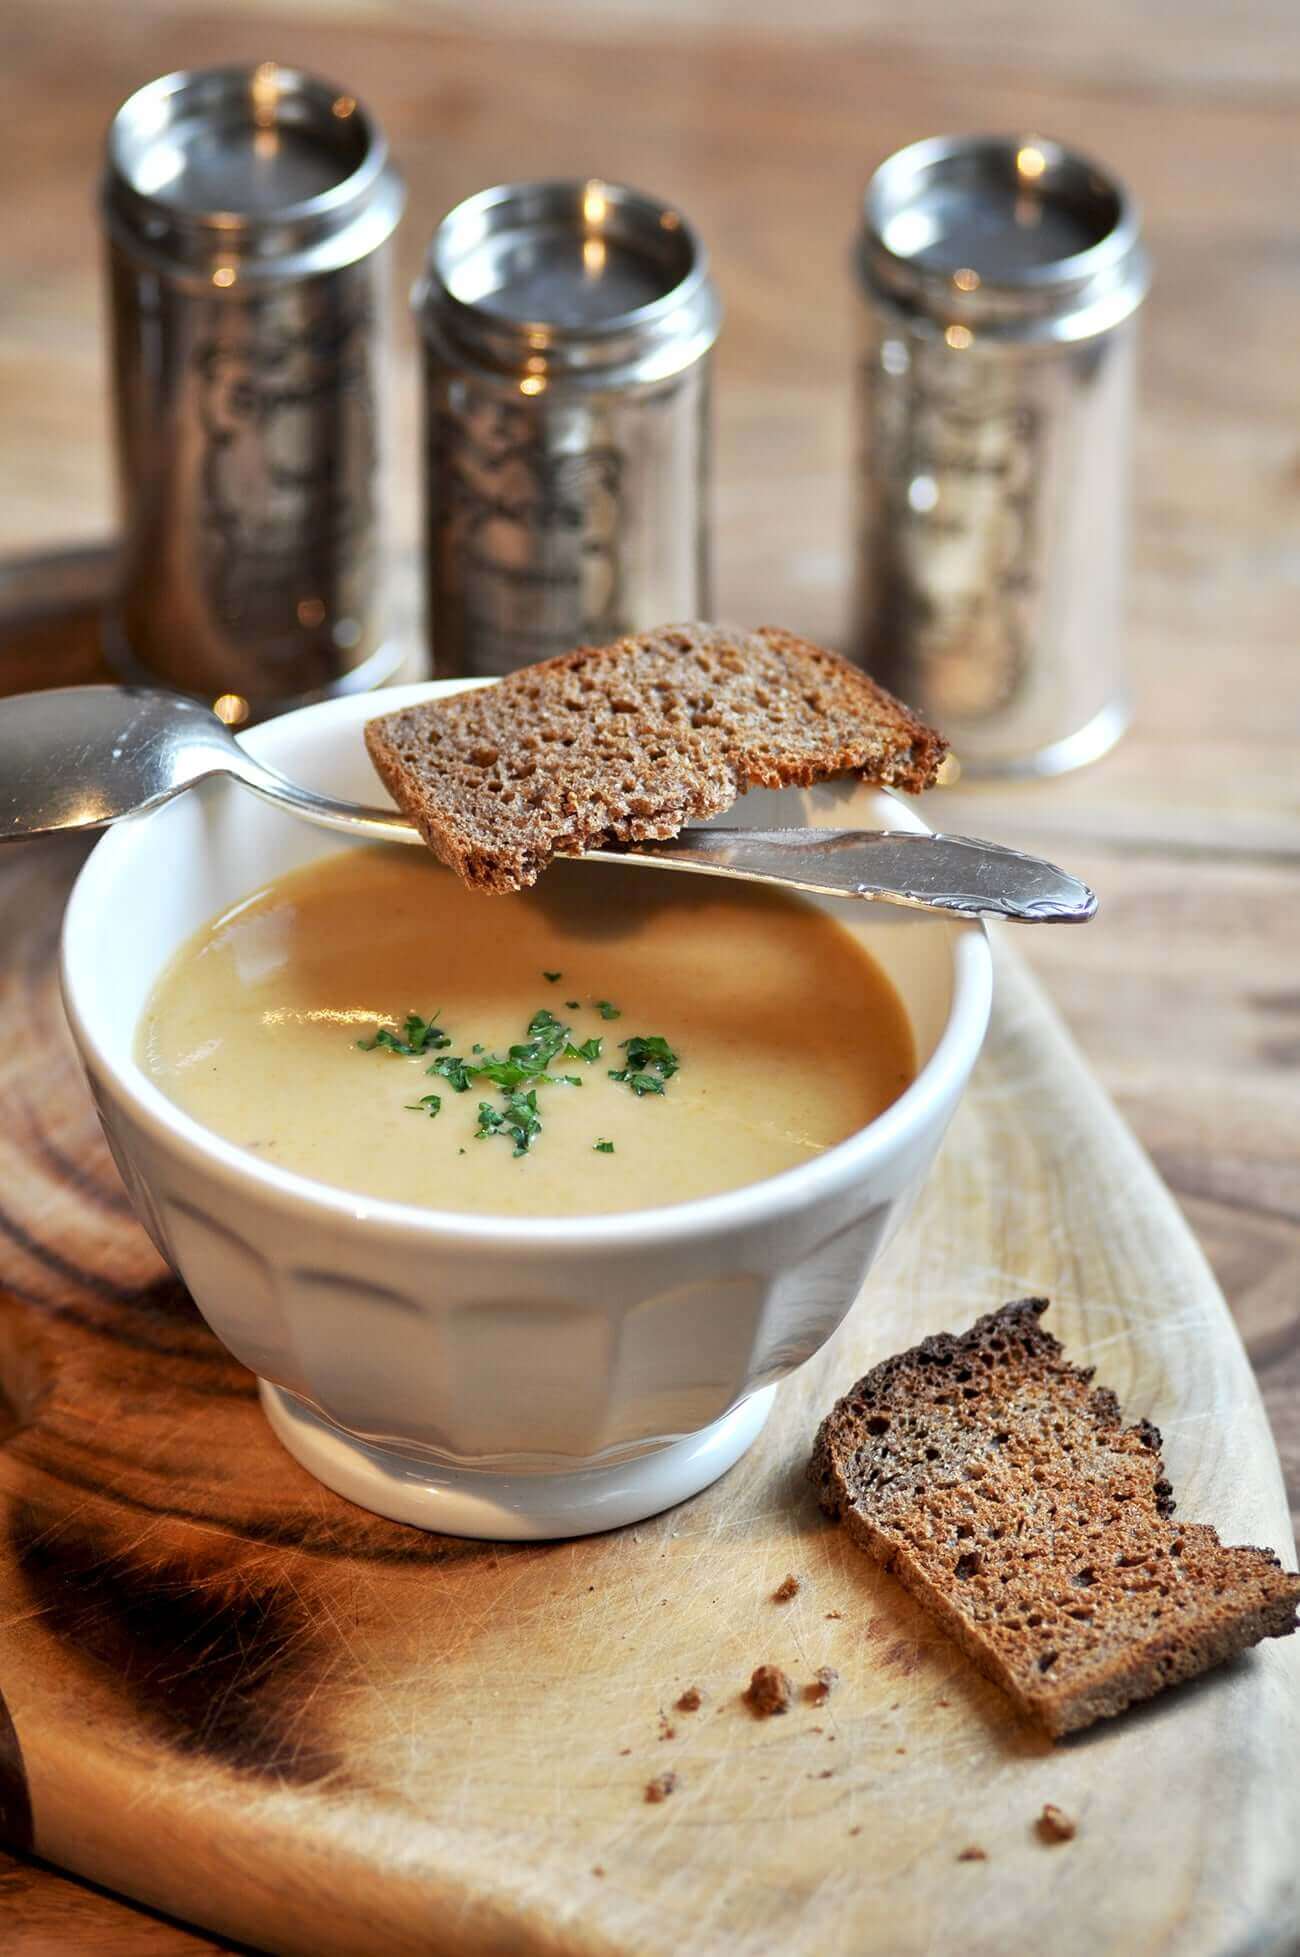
xmin=0 ymin=685 xmax=1095 ymax=923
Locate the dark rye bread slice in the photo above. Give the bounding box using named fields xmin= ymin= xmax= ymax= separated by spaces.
xmin=809 ymin=1299 xmax=1300 ymax=1738
xmin=365 ymin=623 xmax=947 ymax=892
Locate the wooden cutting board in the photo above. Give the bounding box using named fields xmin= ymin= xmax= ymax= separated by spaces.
xmin=0 ymin=829 xmax=1296 ymax=1957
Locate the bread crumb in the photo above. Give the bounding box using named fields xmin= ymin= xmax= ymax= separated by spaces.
xmin=772 ymin=1573 xmax=801 ymax=1603
xmin=957 ymin=1846 xmax=987 ymax=1863
xmin=645 ymin=1772 xmax=678 ymax=1804
xmin=1038 ymin=1804 xmax=1076 ymax=1844
xmin=811 ymin=1768 xmax=835 ymax=1780
xmin=849 ymin=1826 xmax=862 ymax=1837
xmin=936 ymin=1697 xmax=951 ymax=1707
xmin=618 ymin=1747 xmax=631 ymax=1756
xmin=592 ymin=1866 xmax=606 ymax=1878
xmin=659 ymin=1722 xmax=677 ymax=1742
xmin=675 ymin=1686 xmax=703 ymax=1713
xmin=825 ymin=1609 xmax=843 ymax=1620
xmin=895 ymin=1746 xmax=907 ymax=1755
xmin=805 ymin=1666 xmax=839 ymax=1705
xmin=744 ymin=1664 xmax=793 ymax=1716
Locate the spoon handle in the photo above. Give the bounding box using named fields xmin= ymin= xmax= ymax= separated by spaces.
xmin=230 ymin=764 xmax=1097 ymax=922
xmin=592 ymin=827 xmax=1096 ymax=922
xmin=233 ymin=763 xmax=424 ymax=846
xmin=0 ymin=672 xmax=1091 ymax=922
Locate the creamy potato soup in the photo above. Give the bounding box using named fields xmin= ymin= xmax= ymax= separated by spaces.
xmin=139 ymin=848 xmax=915 ymax=1218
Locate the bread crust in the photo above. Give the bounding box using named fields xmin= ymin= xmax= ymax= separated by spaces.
xmin=365 ymin=623 xmax=948 ymax=891
xmin=809 ymin=1300 xmax=1300 ymax=1738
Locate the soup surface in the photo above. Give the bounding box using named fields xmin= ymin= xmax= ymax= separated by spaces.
xmin=139 ymin=848 xmax=915 ymax=1217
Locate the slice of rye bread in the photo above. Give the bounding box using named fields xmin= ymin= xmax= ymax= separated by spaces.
xmin=364 ymin=623 xmax=947 ymax=892
xmin=809 ymin=1299 xmax=1300 ymax=1738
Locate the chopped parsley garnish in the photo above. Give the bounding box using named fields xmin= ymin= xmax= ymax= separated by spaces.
xmin=359 ymin=1000 xmax=679 ymax=1158
xmin=517 ymin=1007 xmax=571 ymax=1064
xmin=476 ymin=1088 xmax=542 ymax=1156
xmin=543 ymin=970 xmax=562 ymax=983
xmin=466 ymin=1011 xmax=561 ymax=1091
xmin=404 ymin=1093 xmax=442 ymax=1118
xmin=620 ymin=1034 xmax=678 ymax=1076
xmin=609 ymin=1034 xmax=680 ymax=1097
xmin=461 ymin=1007 xmax=585 ymax=1155
xmin=430 ymin=1054 xmax=475 ymax=1093
xmin=356 ymin=1027 xmax=402 ymax=1054
xmin=357 ymin=1010 xmax=450 ymax=1056
xmin=565 ymin=1000 xmax=580 ymax=1010
xmin=473 ymin=1055 xmax=535 ymax=1092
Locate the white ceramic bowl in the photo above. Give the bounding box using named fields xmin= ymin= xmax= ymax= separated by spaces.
xmin=61 ymin=682 xmax=992 ymax=1539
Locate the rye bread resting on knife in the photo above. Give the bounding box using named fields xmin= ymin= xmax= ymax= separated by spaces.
xmin=364 ymin=623 xmax=947 ymax=892
xmin=810 ymin=1299 xmax=1300 ymax=1738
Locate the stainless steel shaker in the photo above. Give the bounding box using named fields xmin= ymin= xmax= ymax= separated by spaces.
xmin=853 ymin=136 xmax=1150 ymax=777
xmin=102 ymin=64 xmax=406 ymax=721
xmin=414 ymin=179 xmax=721 ymax=678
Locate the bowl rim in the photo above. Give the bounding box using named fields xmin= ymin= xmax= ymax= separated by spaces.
xmin=61 ymin=682 xmax=993 ymax=1252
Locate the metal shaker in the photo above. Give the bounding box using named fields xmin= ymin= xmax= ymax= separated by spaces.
xmin=102 ymin=64 xmax=406 ymax=721
xmin=414 ymin=179 xmax=721 ymax=678
xmin=853 ymin=136 xmax=1150 ymax=777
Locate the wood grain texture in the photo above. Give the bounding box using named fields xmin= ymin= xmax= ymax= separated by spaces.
xmin=0 ymin=1 xmax=1297 ymax=1948
xmin=0 ymin=1855 xmax=252 ymax=1956
xmin=0 ymin=834 xmax=1295 ymax=1955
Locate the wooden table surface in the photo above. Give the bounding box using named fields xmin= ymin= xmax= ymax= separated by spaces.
xmin=1 ymin=1 xmax=1296 ymax=1948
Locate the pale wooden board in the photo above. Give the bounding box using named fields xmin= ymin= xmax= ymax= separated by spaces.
xmin=0 ymin=832 xmax=1294 ymax=1957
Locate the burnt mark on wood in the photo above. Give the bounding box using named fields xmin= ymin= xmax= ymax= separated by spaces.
xmin=8 ymin=1502 xmax=343 ymax=1785
xmin=0 ymin=1363 xmax=27 ymax=1449
xmin=0 ymin=1234 xmax=249 ymax=1378
xmin=0 ymin=1199 xmax=193 ymax=1322
xmin=9 ymin=1083 xmax=135 ymax=1221
xmin=0 ymin=1689 xmax=34 ymax=1852
xmin=0 ymin=1199 xmax=152 ymax=1306
xmin=10 ymin=1443 xmax=520 ymax=1567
